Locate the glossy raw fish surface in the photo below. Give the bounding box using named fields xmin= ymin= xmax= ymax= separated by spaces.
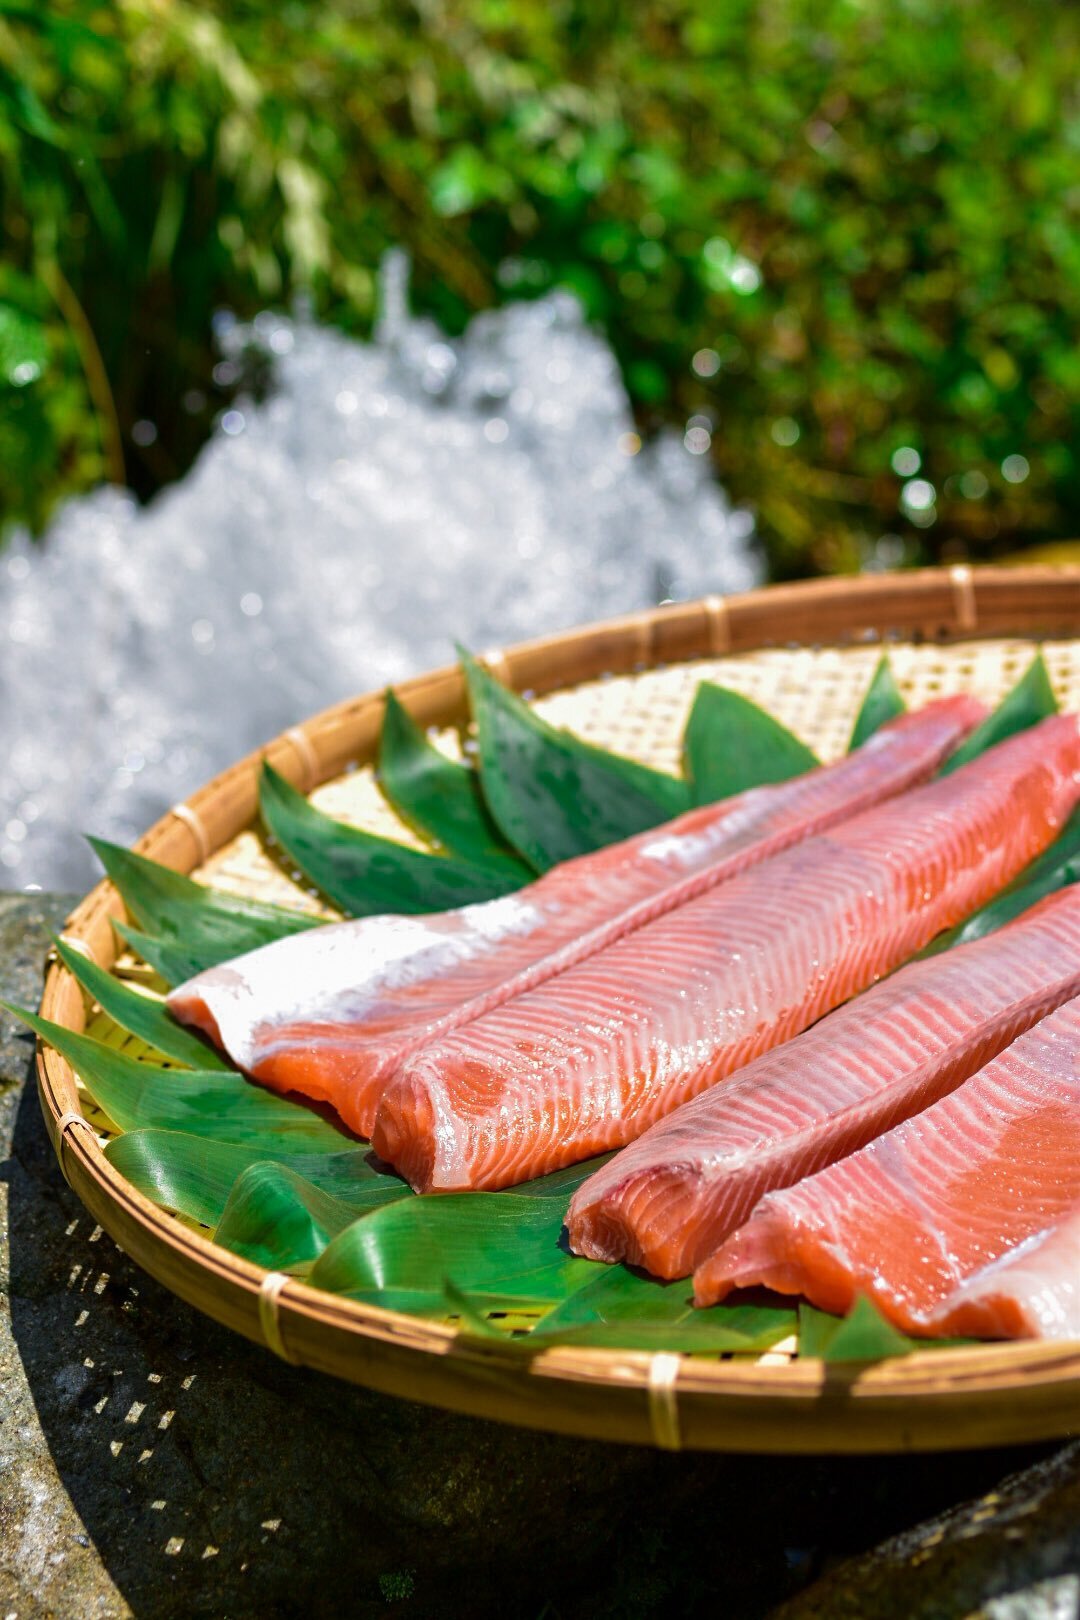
xmin=167 ymin=699 xmax=979 ymax=1135
xmin=694 ymin=995 xmax=1080 ymax=1332
xmin=373 ymin=714 xmax=1080 ymax=1193
xmin=925 ymin=1207 xmax=1080 ymax=1340
xmin=566 ymin=886 xmax=1080 ymax=1277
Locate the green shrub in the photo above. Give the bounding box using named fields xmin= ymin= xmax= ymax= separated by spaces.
xmin=2 ymin=0 xmax=1077 ymax=577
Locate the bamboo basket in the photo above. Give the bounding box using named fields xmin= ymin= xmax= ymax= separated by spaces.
xmin=34 ymin=564 xmax=1080 ymax=1455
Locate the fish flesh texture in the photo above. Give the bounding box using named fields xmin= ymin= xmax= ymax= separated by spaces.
xmin=566 ymin=886 xmax=1080 ymax=1278
xmin=377 ymin=713 xmax=1080 ymax=1193
xmin=167 ymin=698 xmax=979 ymax=1135
xmin=923 ymin=1206 xmax=1080 ymax=1340
xmin=372 ymin=714 xmax=1080 ymax=1193
xmin=169 ymin=699 xmax=978 ymax=1134
xmin=694 ymin=994 xmax=1080 ymax=1330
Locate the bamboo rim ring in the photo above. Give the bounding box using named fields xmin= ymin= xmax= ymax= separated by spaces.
xmin=35 ymin=565 xmax=1080 ymax=1454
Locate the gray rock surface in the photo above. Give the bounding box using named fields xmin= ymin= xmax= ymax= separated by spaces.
xmin=772 ymin=1443 xmax=1080 ymax=1620
xmin=0 ymin=893 xmax=1068 ymax=1619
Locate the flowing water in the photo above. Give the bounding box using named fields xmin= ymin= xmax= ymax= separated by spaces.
xmin=0 ymin=261 xmax=757 ymax=891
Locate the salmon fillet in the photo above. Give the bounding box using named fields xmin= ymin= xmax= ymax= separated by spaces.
xmin=168 ymin=698 xmax=979 ymax=1135
xmin=924 ymin=1206 xmax=1080 ymax=1340
xmin=694 ymin=994 xmax=1080 ymax=1335
xmin=566 ymin=886 xmax=1080 ymax=1277
xmin=372 ymin=714 xmax=1080 ymax=1192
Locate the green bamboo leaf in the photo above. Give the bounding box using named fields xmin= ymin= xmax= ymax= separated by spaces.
xmin=530 ymin=1267 xmax=796 ymax=1352
xmin=442 ymin=1278 xmax=506 ymax=1339
xmin=54 ymin=938 xmax=230 ymax=1069
xmin=105 ymin=1130 xmax=411 ymax=1228
xmin=106 ymin=1128 xmax=630 ymax=1327
xmin=798 ymin=1298 xmax=906 ymax=1361
xmin=941 ymin=653 xmax=1057 ymax=775
xmin=378 ymin=691 xmax=534 ymax=878
xmin=308 ymin=1193 xmax=594 ymax=1306
xmin=112 ymin=923 xmax=210 ymax=988
xmin=91 ymin=837 xmax=317 ymax=978
xmin=509 ymin=1153 xmax=616 ymax=1200
xmin=1004 ymin=805 xmax=1080 ymax=893
xmin=462 ymin=650 xmax=689 ymax=869
xmin=259 ymin=763 xmax=523 ymax=915
xmin=799 ymin=1297 xmax=964 ymax=1362
xmin=214 ymin=1162 xmax=361 ymax=1271
xmin=10 ymin=1008 xmax=350 ymax=1150
xmin=105 ymin=1130 xmax=246 ymax=1228
xmin=848 ymin=656 xmax=906 ymax=751
xmin=682 ymin=683 xmax=819 ymax=806
xmin=942 ymin=809 xmax=1080 ymax=950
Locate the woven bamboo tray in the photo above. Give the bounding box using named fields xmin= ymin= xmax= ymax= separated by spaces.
xmin=34 ymin=565 xmax=1080 ymax=1454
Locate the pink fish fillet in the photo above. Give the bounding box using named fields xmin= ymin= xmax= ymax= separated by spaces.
xmin=566 ymin=886 xmax=1080 ymax=1278
xmin=166 ymin=698 xmax=979 ymax=1136
xmin=924 ymin=1206 xmax=1080 ymax=1341
xmin=694 ymin=994 xmax=1080 ymax=1336
xmin=372 ymin=714 xmax=1080 ymax=1193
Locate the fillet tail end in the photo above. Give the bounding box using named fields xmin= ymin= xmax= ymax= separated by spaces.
xmin=371 ymin=1074 xmax=438 ymax=1194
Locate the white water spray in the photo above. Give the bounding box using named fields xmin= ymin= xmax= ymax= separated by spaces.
xmin=0 ymin=260 xmax=757 ymax=891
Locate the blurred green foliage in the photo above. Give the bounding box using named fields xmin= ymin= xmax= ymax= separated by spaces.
xmin=3 ymin=0 xmax=1079 ymax=576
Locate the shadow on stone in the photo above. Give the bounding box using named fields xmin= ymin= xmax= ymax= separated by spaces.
xmin=5 ymin=1053 xmax=692 ymax=1619
xmin=771 ymin=1441 xmax=1080 ymax=1620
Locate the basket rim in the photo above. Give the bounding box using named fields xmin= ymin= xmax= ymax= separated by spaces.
xmin=35 ymin=563 xmax=1080 ymax=1454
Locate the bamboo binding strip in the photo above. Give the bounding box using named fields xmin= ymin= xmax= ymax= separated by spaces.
xmin=648 ymin=1353 xmax=683 ymax=1451
xmin=259 ymin=1272 xmax=301 ymax=1365
xmin=170 ymin=801 xmax=211 ymax=866
xmin=53 ymin=1110 xmax=98 ymax=1188
xmin=34 ymin=565 xmax=1080 ymax=1453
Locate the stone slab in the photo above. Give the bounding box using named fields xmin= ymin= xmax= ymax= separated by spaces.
xmin=773 ymin=1442 xmax=1080 ymax=1619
